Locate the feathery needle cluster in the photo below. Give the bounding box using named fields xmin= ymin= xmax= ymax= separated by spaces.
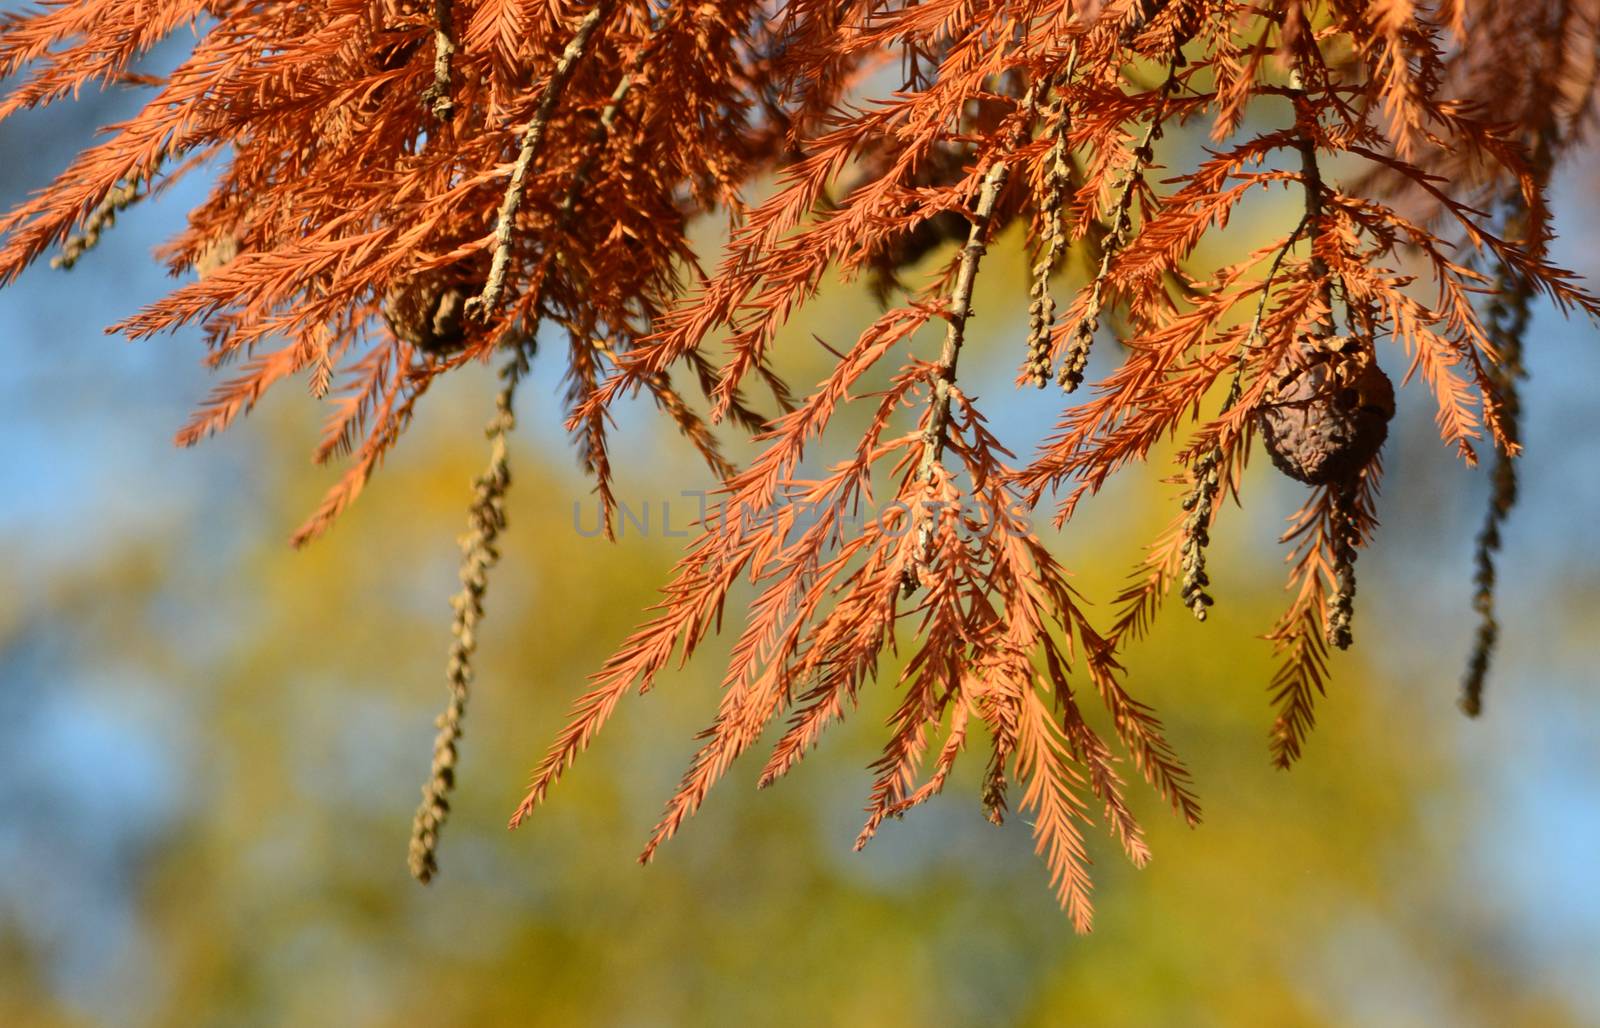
xmin=4 ymin=0 xmax=1597 ymax=922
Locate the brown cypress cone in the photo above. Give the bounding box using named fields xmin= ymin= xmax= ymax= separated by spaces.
xmin=1257 ymin=335 xmax=1395 ymax=485
xmin=383 ymin=274 xmax=469 ymax=354
xmin=837 ymin=142 xmax=981 ymax=302
xmin=1121 ymin=0 xmax=1203 ymax=52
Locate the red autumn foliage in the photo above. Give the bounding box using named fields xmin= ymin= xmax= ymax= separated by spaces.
xmin=4 ymin=0 xmax=1598 ymax=927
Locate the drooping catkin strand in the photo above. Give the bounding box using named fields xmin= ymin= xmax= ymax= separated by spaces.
xmin=466 ymin=0 xmax=619 ymax=321
xmin=1179 ymin=448 xmax=1221 ymax=619
xmin=1025 ymin=50 xmax=1079 ymax=387
xmin=1461 ymin=262 xmax=1532 ymax=717
xmin=409 ymin=347 xmax=528 ymax=883
xmin=1178 ymin=216 xmax=1305 ymax=621
xmin=1325 ymin=484 xmax=1359 ymax=650
xmin=1058 ymin=59 xmax=1179 ymax=392
xmin=51 ymin=180 xmax=144 ymax=270
xmin=421 ymin=0 xmax=457 ymax=121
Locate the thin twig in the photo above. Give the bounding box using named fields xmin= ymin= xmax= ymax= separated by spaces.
xmin=560 ymin=73 xmax=635 ymax=220
xmin=921 ymin=159 xmax=1011 ymax=469
xmin=907 ymin=89 xmax=1037 ymax=590
xmin=1289 ymin=72 xmax=1336 ymax=336
xmin=421 ymin=0 xmax=458 ymax=121
xmin=466 ymin=0 xmax=620 ymax=321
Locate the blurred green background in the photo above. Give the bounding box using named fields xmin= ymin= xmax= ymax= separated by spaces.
xmin=3 ymin=45 xmax=1600 ymax=1028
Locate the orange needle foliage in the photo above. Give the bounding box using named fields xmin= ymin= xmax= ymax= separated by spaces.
xmin=5 ymin=0 xmax=1599 ymax=926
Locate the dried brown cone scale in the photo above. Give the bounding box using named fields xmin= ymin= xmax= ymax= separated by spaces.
xmin=837 ymin=142 xmax=1000 ymax=302
xmin=382 ymin=274 xmax=469 ymax=354
xmin=1256 ymin=335 xmax=1395 ymax=486
xmin=1122 ymin=0 xmax=1204 ymax=53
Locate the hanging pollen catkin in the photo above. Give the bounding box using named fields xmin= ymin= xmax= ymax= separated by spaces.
xmin=1025 ymin=52 xmax=1078 ymax=387
xmin=51 ymin=147 xmax=173 ymax=271
xmin=1180 ymin=447 xmax=1222 ymax=619
xmin=1461 ymin=259 xmax=1533 ymax=716
xmin=1326 ymin=483 xmax=1360 ymax=650
xmin=409 ymin=348 xmax=526 ymax=883
xmin=51 ymin=180 xmax=143 ymax=270
xmin=1178 ymin=214 xmax=1308 ymax=622
xmin=1057 ymin=57 xmax=1178 ymax=391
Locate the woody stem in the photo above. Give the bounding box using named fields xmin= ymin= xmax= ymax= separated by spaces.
xmin=908 ymin=158 xmax=1012 ymax=585
xmin=468 ymin=0 xmax=619 ymax=321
